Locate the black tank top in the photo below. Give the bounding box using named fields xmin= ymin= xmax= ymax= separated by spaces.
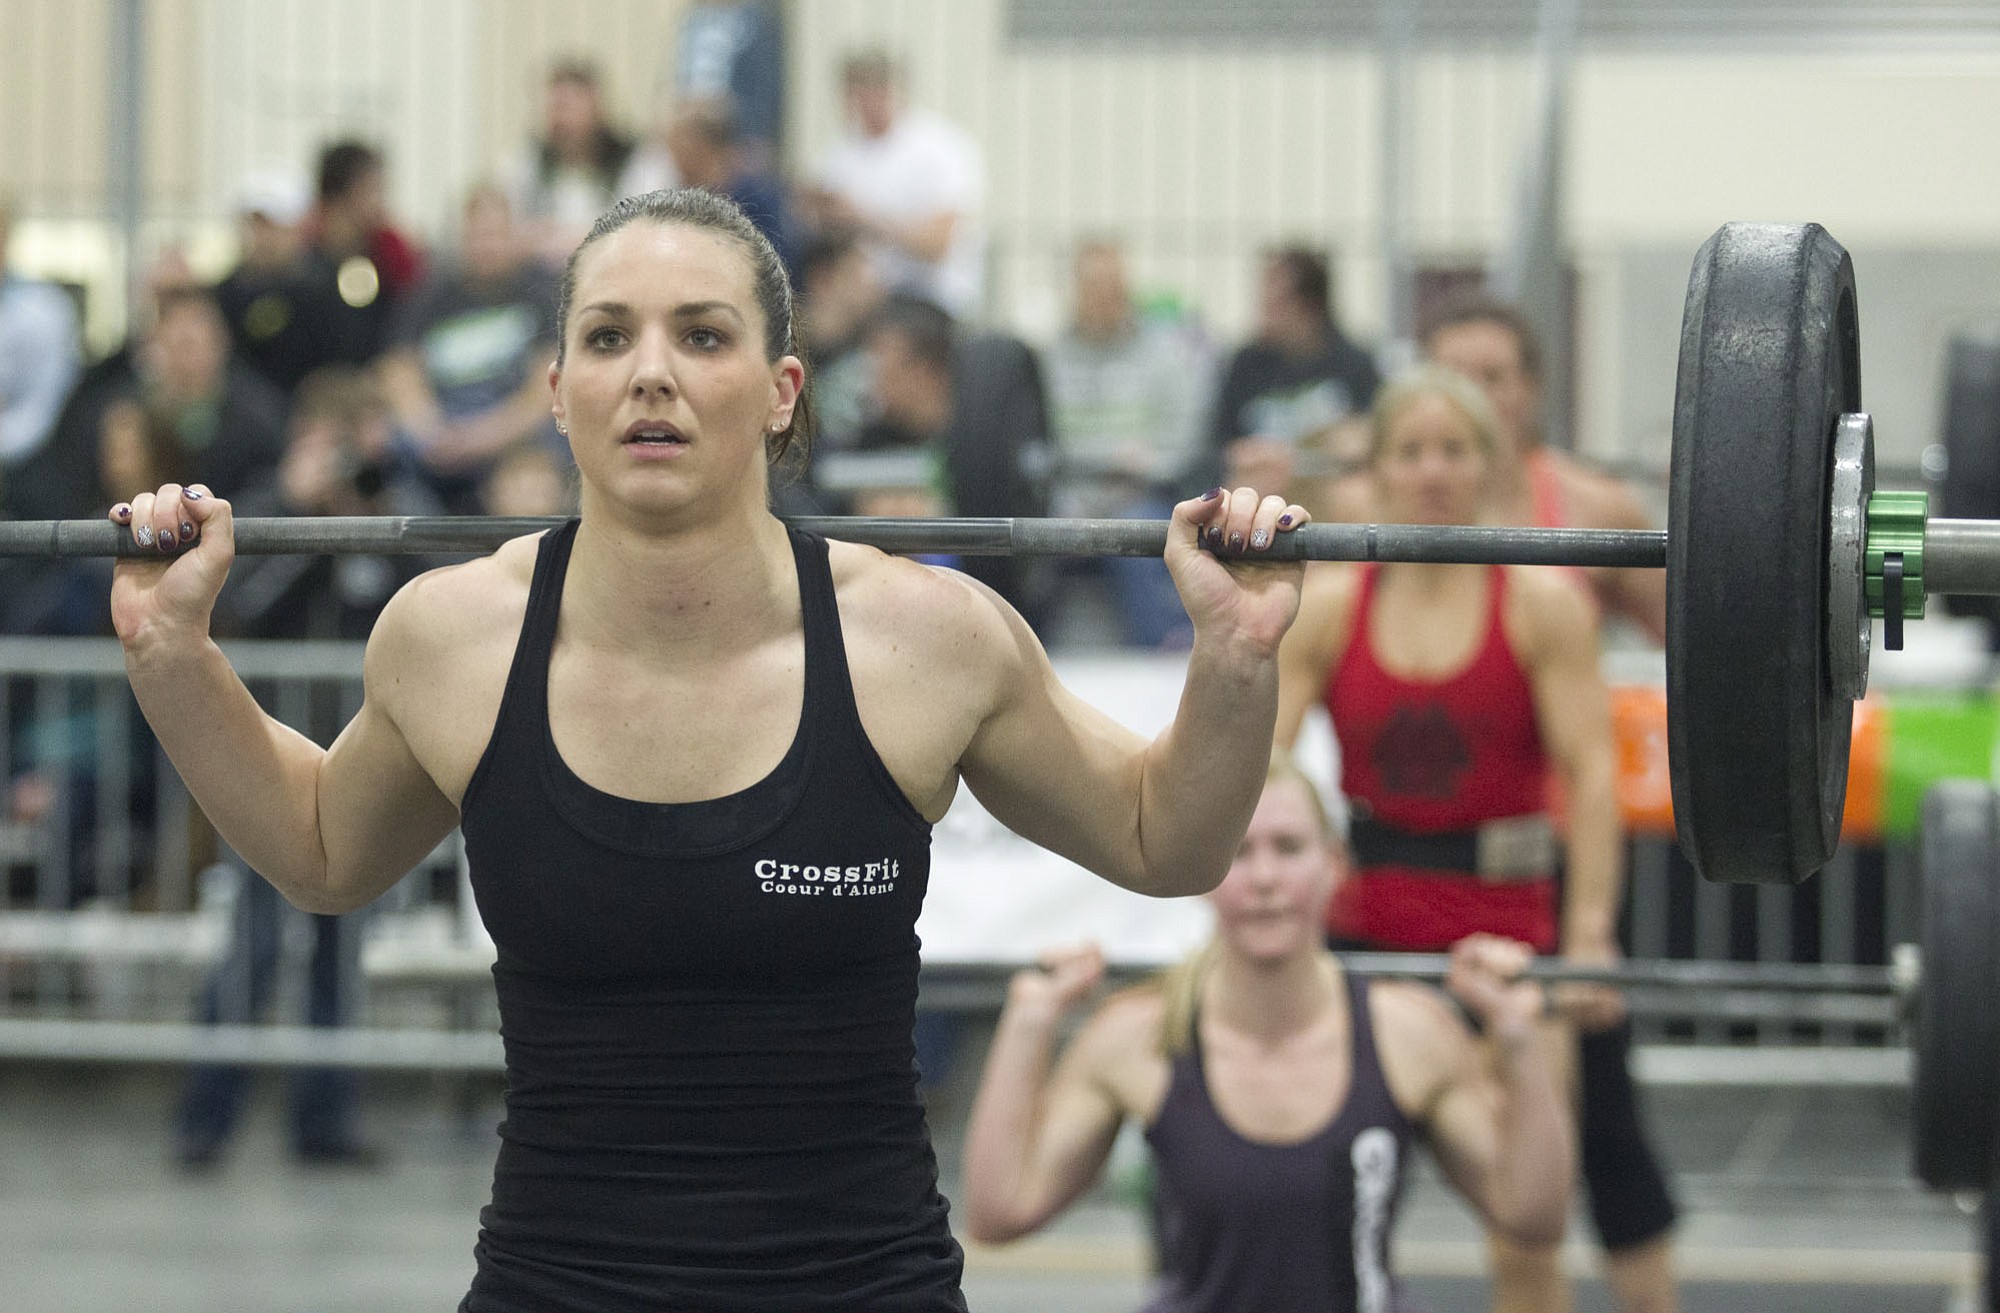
xmin=1141 ymin=971 xmax=1415 ymax=1313
xmin=456 ymin=521 xmax=966 ymax=1312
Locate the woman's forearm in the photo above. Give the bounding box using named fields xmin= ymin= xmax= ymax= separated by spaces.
xmin=1560 ymin=757 xmax=1624 ymax=951
xmin=961 ymin=997 xmax=1067 ymax=1244
xmin=125 ymin=637 xmax=333 ymax=906
xmin=1136 ymin=632 xmax=1278 ymax=896
xmin=1488 ymin=1024 xmax=1576 ymax=1244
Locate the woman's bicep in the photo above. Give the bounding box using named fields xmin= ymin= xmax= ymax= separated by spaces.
xmin=959 ymin=652 xmax=1153 ymax=885
xmin=312 ymin=698 xmax=460 ymax=910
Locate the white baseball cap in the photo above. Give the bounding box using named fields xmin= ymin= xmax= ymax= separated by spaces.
xmin=233 ymin=168 xmax=310 ymax=225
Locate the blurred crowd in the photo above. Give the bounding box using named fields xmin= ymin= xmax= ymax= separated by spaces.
xmin=0 ymin=14 xmax=1414 ymax=651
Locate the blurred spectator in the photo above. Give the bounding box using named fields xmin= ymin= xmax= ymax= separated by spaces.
xmin=175 ymin=367 xmax=443 ymax=1175
xmin=378 ymin=183 xmax=563 ymax=512
xmin=1042 ymin=239 xmax=1207 ymax=648
xmin=803 ymin=48 xmax=985 ymax=319
xmin=671 ymin=0 xmax=785 ymax=176
xmin=483 ymin=439 xmax=576 ymax=519
xmin=660 ymin=99 xmax=797 ymax=284
xmin=122 ymin=286 xmax=289 ymax=499
xmin=0 ymin=192 xmax=83 ymax=509
xmin=213 ymin=168 xmax=321 ymax=395
xmin=504 ymin=58 xmax=643 ymax=269
xmin=823 ymin=293 xmax=1055 ymax=624
xmin=1206 ymin=245 xmax=1380 ymax=496
xmin=299 ymin=140 xmax=425 ymax=371
xmin=796 ymin=232 xmax=885 ymax=457
xmin=1423 ymin=296 xmax=1666 ymax=641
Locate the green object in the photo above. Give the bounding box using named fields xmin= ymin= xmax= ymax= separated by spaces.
xmin=1865 ymin=490 xmax=1928 ymax=619
xmin=1882 ymin=691 xmax=2000 ymax=838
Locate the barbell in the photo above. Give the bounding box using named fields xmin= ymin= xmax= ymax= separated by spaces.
xmin=3 ymin=222 xmax=1996 ymax=887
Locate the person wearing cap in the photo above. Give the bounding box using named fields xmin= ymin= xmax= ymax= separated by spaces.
xmin=214 ymin=169 xmax=321 ymax=395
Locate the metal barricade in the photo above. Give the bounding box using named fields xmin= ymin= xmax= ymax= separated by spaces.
xmin=0 ymin=636 xmax=1914 ymax=1077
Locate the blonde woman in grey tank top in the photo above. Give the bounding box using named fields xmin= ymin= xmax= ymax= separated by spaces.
xmin=963 ymin=753 xmax=1575 ymax=1313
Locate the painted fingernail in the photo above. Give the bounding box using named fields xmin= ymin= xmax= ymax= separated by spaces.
xmin=1229 ymin=532 xmax=1245 ymax=552
xmin=134 ymin=524 xmax=154 ymax=547
xmin=180 ymin=522 xmax=195 ymax=540
xmin=1278 ymin=513 xmax=1294 ymax=528
xmin=1201 ymin=487 xmax=1223 ymax=501
xmin=1251 ymin=529 xmax=1270 ymax=549
xmin=183 ymin=487 xmax=203 ymax=500
xmin=1205 ymin=525 xmax=1223 ymax=547
xmin=112 ymin=503 xmax=131 ymax=519
xmin=158 ymin=529 xmax=176 ymax=551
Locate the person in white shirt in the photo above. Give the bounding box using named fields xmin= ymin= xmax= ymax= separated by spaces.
xmin=803 ymin=49 xmax=985 ymax=319
xmin=0 ymin=194 xmax=82 ymax=487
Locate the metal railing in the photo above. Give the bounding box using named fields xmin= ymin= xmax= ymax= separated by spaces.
xmin=0 ymin=636 xmax=1921 ymax=1078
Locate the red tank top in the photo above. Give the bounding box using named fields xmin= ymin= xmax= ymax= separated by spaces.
xmin=1323 ymin=564 xmax=1558 ymax=952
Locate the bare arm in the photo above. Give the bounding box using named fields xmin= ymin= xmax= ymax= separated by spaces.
xmin=1395 ymin=940 xmax=1575 ymax=1245
xmin=114 ymin=487 xmax=460 ymax=913
xmin=1272 ymin=564 xmax=1348 ymax=750
xmin=1516 ymin=570 xmax=1623 ymax=955
xmin=961 ymin=947 xmax=1136 ymax=1244
xmin=962 ymin=491 xmax=1309 ymax=897
xmin=1578 ymin=475 xmax=1667 ymax=643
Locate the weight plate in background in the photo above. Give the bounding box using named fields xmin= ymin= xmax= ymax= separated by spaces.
xmin=1667 ymin=222 xmax=1861 ymax=884
xmin=1914 ymin=779 xmax=2000 ymax=1192
xmin=1940 ymin=323 xmax=2000 ymax=637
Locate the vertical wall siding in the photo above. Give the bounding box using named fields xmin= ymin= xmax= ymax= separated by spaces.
xmin=0 ymin=0 xmax=111 ymax=216
xmin=787 ymin=0 xmax=1517 ymax=343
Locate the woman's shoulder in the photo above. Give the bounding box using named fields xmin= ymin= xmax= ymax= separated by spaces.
xmin=369 ymin=532 xmax=542 ymax=667
xmin=1499 ymin=562 xmax=1598 ymax=652
xmin=1072 ymin=982 xmax=1172 ymax=1078
xmin=825 ymin=539 xmax=1030 ymax=666
xmin=1364 ymin=976 xmax=1473 ymax=1120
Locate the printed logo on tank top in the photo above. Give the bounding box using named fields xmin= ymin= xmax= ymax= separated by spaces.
xmin=1352 ymin=1127 xmax=1398 ymax=1313
xmin=752 ymin=857 xmax=900 ymax=898
xmin=1370 ymin=703 xmax=1471 ymax=798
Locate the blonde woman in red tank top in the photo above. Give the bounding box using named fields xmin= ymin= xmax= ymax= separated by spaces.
xmin=1275 ymin=367 xmax=1628 ymax=1313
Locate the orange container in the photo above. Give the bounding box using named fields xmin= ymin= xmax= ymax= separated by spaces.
xmin=1608 ymin=684 xmax=1886 ymax=843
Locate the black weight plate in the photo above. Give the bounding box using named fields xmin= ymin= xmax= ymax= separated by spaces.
xmin=1915 ymin=780 xmax=2000 ymax=1192
xmin=1940 ymin=324 xmax=2000 ymax=633
xmin=1667 ymin=223 xmax=1861 ymax=884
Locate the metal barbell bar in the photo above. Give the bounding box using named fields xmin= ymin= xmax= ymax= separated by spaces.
xmin=8 ymin=514 xmax=2000 ymax=598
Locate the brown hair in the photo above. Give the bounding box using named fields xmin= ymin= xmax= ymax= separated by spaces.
xmin=1419 ymin=294 xmax=1544 ymax=383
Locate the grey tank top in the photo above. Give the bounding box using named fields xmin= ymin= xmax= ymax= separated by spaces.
xmin=1140 ymin=971 xmax=1416 ymax=1313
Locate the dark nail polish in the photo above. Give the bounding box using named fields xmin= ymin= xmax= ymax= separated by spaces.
xmin=181 ymin=522 xmax=195 ymax=539
xmin=112 ymin=504 xmax=131 ymax=518
xmin=158 ymin=530 xmax=176 ymax=551
xmin=1229 ymin=532 xmax=1245 ymax=551
xmin=1206 ymin=525 xmax=1223 ymax=547
xmin=1278 ymin=513 xmax=1294 ymax=528
xmin=1201 ymin=487 xmax=1223 ymax=501
xmin=183 ymin=488 xmax=203 ymax=500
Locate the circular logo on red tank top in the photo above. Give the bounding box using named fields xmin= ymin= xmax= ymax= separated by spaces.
xmin=1371 ymin=703 xmax=1471 ymax=799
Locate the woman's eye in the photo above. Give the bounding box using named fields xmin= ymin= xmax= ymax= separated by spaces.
xmin=586 ymin=327 xmax=626 ymax=351
xmin=687 ymin=327 xmax=724 ymax=349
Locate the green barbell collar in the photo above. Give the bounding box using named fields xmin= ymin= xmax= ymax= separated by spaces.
xmin=1866 ymin=490 xmax=1928 ymax=621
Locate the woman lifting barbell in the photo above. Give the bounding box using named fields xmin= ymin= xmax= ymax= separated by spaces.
xmin=102 ymin=187 xmax=1315 ymax=1311
xmin=961 ymin=754 xmax=1574 ymax=1311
